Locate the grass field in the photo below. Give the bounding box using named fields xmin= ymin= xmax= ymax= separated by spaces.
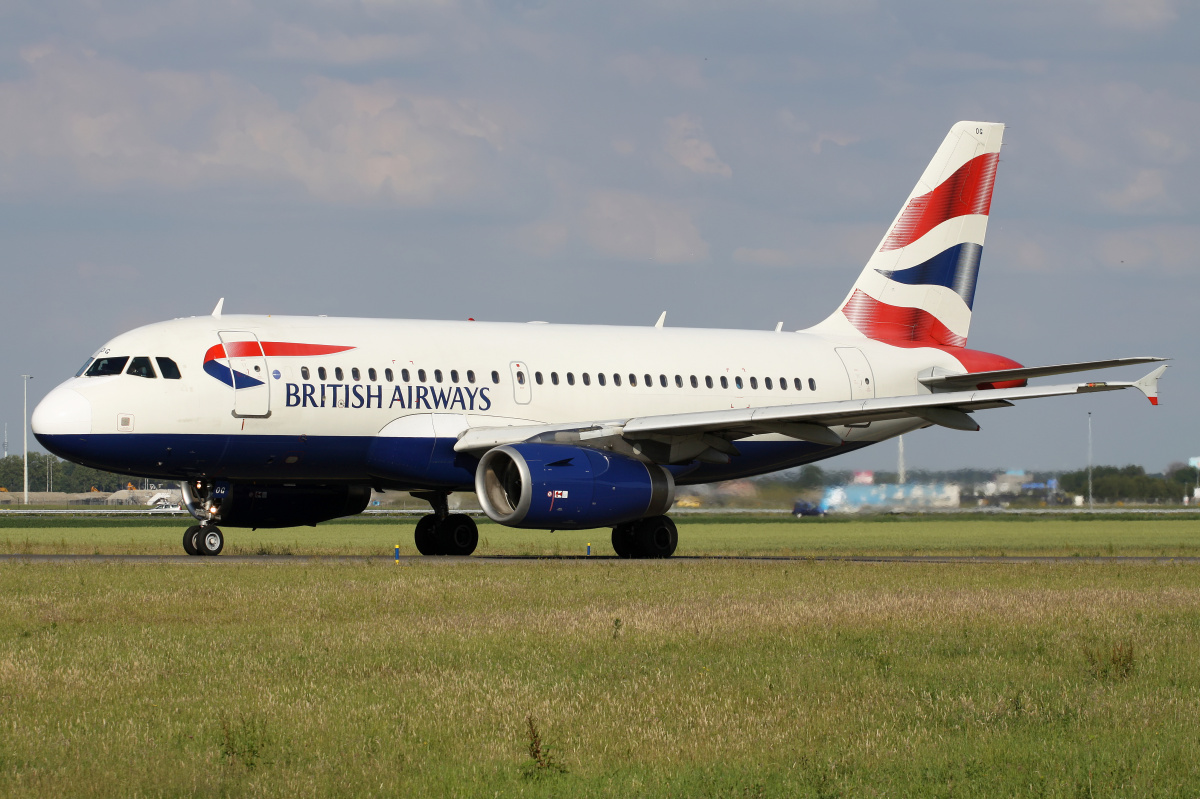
xmin=4 ymin=513 xmax=1200 ymax=557
xmin=4 ymin=517 xmax=1200 ymax=797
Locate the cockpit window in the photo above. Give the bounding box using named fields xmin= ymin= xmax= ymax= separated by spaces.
xmin=75 ymin=358 xmax=94 ymax=377
xmin=85 ymin=356 xmax=129 ymax=377
xmin=156 ymin=357 xmax=182 ymax=380
xmin=127 ymin=357 xmax=156 ymax=378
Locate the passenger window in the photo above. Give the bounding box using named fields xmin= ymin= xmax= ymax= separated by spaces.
xmin=301 ymin=366 xmax=310 ymax=380
xmin=567 ymin=373 xmax=575 ymax=385
xmin=628 ymin=374 xmax=636 ymax=387
xmin=659 ymin=374 xmax=667 ymax=387
xmin=491 ymin=371 xmax=500 ymax=384
xmin=368 ymin=368 xmax=377 ymax=382
xmin=582 ymin=373 xmax=590 ymax=386
xmin=795 ymin=377 xmax=802 ymax=390
xmin=467 ymin=370 xmax=475 ymax=384
xmin=750 ymin=377 xmax=758 ymax=389
xmin=598 ymin=373 xmax=606 ymax=386
xmin=735 ymin=376 xmax=743 ymax=389
xmin=335 ymin=367 xmax=344 ymax=381
xmin=809 ymin=378 xmax=816 ymax=390
xmin=75 ymin=358 xmax=94 ymax=377
xmin=127 ymin=357 xmax=156 ymax=378
xmin=690 ymin=375 xmax=698 ymax=388
xmin=401 ymin=369 xmax=410 ymax=382
xmin=85 ymin=356 xmax=129 ymax=377
xmin=352 ymin=368 xmax=361 ymax=381
xmin=779 ymin=377 xmax=787 ymax=390
xmin=418 ymin=369 xmax=427 ymax=382
xmin=535 ymin=372 xmax=544 ymax=385
xmin=319 ymin=367 xmax=328 ymax=381
xmin=720 ymin=376 xmax=728 ymax=389
xmin=156 ymin=358 xmax=182 ymax=380
xmin=765 ymin=377 xmax=773 ymax=390
xmin=613 ymin=374 xmax=621 ymax=386
xmin=385 ymin=368 xmax=394 ymax=382
xmin=434 ymin=369 xmax=443 ymax=383
xmin=516 ymin=370 xmax=526 ymax=385
xmin=451 ymin=370 xmax=459 ymax=383
xmin=644 ymin=374 xmax=652 ymax=387
xmin=551 ymin=372 xmax=559 ymax=385
xmin=675 ymin=375 xmax=683 ymax=388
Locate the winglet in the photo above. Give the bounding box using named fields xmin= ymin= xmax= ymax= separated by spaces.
xmin=212 ymin=298 xmax=225 ymax=318
xmin=654 ymin=311 xmax=666 ymax=329
xmin=1134 ymin=365 xmax=1168 ymax=405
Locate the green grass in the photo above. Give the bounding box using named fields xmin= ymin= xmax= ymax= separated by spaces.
xmin=2 ymin=559 xmax=1200 ymax=797
xmin=4 ymin=514 xmax=1200 ymax=556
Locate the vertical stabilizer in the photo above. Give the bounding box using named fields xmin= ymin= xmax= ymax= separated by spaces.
xmin=812 ymin=121 xmax=1004 ymax=347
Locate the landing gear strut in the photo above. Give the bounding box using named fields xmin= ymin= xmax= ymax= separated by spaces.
xmin=612 ymin=515 xmax=678 ymax=559
xmin=180 ymin=481 xmax=226 ymax=556
xmin=412 ymin=491 xmax=479 ymax=556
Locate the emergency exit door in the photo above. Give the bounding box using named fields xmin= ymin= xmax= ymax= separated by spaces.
xmin=835 ymin=347 xmax=875 ymax=400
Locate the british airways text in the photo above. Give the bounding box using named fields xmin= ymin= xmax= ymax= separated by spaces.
xmin=284 ymin=383 xmax=492 ymax=411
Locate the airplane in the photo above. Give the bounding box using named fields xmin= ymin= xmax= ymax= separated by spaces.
xmin=30 ymin=121 xmax=1167 ymax=558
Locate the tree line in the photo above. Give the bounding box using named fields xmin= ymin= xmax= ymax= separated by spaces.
xmin=0 ymin=454 xmax=143 ymax=495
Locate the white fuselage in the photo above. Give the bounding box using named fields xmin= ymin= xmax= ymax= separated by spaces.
xmin=32 ymin=314 xmax=984 ymax=488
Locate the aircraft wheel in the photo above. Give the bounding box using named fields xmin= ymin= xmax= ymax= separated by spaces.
xmin=197 ymin=526 xmax=224 ymax=556
xmin=414 ymin=515 xmax=440 ymax=556
xmin=611 ymin=522 xmax=637 ymax=558
xmin=634 ymin=516 xmax=677 ymax=559
xmin=182 ymin=525 xmax=202 ymax=556
xmin=438 ymin=514 xmax=478 ymax=556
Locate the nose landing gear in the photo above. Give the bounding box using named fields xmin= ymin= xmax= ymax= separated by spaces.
xmin=180 ymin=481 xmax=227 ymax=556
xmin=411 ymin=491 xmax=479 ymax=556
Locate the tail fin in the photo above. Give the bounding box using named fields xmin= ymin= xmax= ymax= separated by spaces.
xmin=813 ymin=121 xmax=1005 ymax=347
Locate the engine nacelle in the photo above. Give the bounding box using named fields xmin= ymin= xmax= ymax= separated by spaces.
xmin=185 ymin=482 xmax=372 ymax=528
xmin=475 ymin=444 xmax=674 ymax=529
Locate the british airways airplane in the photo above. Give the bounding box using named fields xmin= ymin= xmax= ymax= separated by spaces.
xmin=31 ymin=122 xmax=1166 ymax=558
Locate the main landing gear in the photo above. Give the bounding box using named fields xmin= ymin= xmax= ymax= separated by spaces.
xmin=182 ymin=524 xmax=224 ymax=556
xmin=411 ymin=491 xmax=479 ymax=556
xmin=611 ymin=515 xmax=678 ymax=559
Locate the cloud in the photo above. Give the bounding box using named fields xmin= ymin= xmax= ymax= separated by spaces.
xmin=1101 ymin=169 xmax=1174 ymax=214
xmin=0 ymin=48 xmax=505 ymax=205
xmin=1095 ymin=0 xmax=1177 ymax=30
xmin=663 ymin=115 xmax=731 ymax=177
xmin=610 ymin=51 xmax=705 ymax=89
xmin=1094 ymin=224 xmax=1200 ymax=273
xmin=580 ymin=190 xmax=708 ymax=263
xmin=265 ymin=24 xmax=432 ymax=63
xmin=732 ymin=248 xmax=794 ymax=267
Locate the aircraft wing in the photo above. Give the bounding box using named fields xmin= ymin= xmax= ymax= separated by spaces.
xmin=454 ymin=365 xmax=1167 ymax=464
xmin=918 ymin=356 xmax=1167 ymax=390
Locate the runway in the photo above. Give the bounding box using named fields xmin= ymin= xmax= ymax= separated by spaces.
xmin=4 ymin=554 xmax=1200 ymax=565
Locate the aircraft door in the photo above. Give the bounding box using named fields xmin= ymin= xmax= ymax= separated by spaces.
xmin=509 ymin=361 xmax=532 ymax=405
xmin=218 ymin=331 xmax=271 ymax=418
xmin=835 ymin=347 xmax=875 ymax=401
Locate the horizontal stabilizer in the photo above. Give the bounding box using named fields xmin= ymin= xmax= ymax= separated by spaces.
xmin=919 ymin=357 xmax=1168 ymax=390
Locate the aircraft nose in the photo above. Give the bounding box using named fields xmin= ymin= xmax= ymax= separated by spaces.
xmin=32 ymin=387 xmax=92 ymax=438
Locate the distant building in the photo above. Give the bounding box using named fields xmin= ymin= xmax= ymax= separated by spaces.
xmin=820 ymin=483 xmax=960 ymax=513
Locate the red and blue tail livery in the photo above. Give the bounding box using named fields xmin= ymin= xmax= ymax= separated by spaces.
xmin=817 ymin=121 xmax=1003 ymax=351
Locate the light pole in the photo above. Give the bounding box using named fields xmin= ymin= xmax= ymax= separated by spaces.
xmin=21 ymin=375 xmax=32 ymax=505
xmin=1087 ymin=412 xmax=1093 ymax=512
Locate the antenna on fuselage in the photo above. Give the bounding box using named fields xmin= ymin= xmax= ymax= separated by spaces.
xmin=211 ymin=298 xmax=225 ymax=318
xmin=654 ymin=311 xmax=666 ymax=328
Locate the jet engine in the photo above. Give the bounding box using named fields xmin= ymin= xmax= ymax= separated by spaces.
xmin=475 ymin=443 xmax=674 ymax=529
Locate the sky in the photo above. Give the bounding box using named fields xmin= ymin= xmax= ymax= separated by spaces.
xmin=0 ymin=0 xmax=1196 ymax=476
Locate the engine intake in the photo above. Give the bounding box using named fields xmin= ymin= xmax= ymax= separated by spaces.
xmin=475 ymin=443 xmax=674 ymax=529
